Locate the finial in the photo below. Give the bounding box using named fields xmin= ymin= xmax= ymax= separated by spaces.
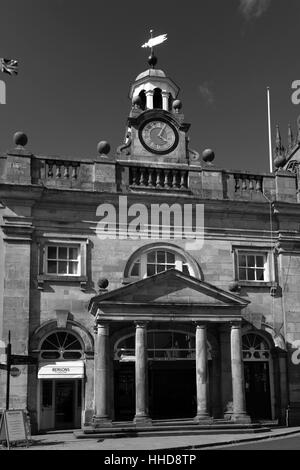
xmin=172 ymin=99 xmax=182 ymax=113
xmin=202 ymin=149 xmax=215 ymax=163
xmin=141 ymin=29 xmax=167 ymax=68
xmin=148 ymin=53 xmax=158 ymax=68
xmin=13 ymin=131 xmax=28 ymax=147
xmin=97 ymin=141 xmax=110 ymax=156
xmin=274 ymin=125 xmax=286 ymax=168
xmin=297 ymin=115 xmax=300 ymax=144
xmin=288 ymin=124 xmax=294 ymax=150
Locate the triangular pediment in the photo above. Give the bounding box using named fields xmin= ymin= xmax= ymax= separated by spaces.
xmin=89 ymin=269 xmax=249 ymax=312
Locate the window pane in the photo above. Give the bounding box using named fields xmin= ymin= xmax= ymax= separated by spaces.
xmin=58 ymin=247 xmax=68 ymax=259
xmin=147 ymin=252 xmax=155 ymax=263
xmin=247 ymin=269 xmax=255 ymax=281
xmin=239 ymin=255 xmax=247 ymax=267
xmin=41 ymin=351 xmax=60 ymax=359
xmin=130 ymin=262 xmax=140 ymax=277
xmin=47 ymin=246 xmax=57 ymax=259
xmin=47 ymin=261 xmax=57 ymax=274
xmin=63 ymin=351 xmax=82 ymax=359
xmin=157 ymin=264 xmax=165 ymax=273
xmin=69 ymin=261 xmax=78 ymax=275
xmin=157 ymin=251 xmax=165 ymax=264
xmin=167 ymin=252 xmax=175 ymax=263
xmin=239 ymin=268 xmax=247 ymax=280
xmin=69 ymin=247 xmax=79 ymax=260
xmin=58 ymin=261 xmax=68 ymax=274
xmin=147 ymin=264 xmax=155 ymax=277
xmin=182 ymin=265 xmax=189 ymax=275
xmin=247 ymin=256 xmax=255 ymax=267
xmin=256 ymin=269 xmax=265 ymax=281
xmin=256 ymin=256 xmax=264 ymax=268
xmin=166 ymin=264 xmax=174 ymax=271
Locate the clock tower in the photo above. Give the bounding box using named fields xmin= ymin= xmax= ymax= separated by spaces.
xmin=117 ymin=54 xmax=200 ymax=165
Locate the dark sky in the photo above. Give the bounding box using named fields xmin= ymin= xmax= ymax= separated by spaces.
xmin=0 ymin=0 xmax=299 ymax=172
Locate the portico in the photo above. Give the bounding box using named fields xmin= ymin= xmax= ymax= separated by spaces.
xmin=88 ymin=269 xmax=251 ymax=427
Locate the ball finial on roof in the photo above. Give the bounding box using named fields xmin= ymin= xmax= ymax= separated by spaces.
xmin=172 ymin=100 xmax=182 ymax=112
xmin=13 ymin=131 xmax=28 ymax=147
xmin=202 ymin=148 xmax=215 ymax=163
xmin=97 ymin=141 xmax=110 ymax=155
xmin=148 ymin=53 xmax=158 ymax=68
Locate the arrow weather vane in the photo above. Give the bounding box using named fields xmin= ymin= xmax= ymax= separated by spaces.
xmin=141 ymin=29 xmax=167 ymax=55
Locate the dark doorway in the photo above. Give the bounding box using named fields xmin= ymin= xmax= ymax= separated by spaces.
xmin=244 ymin=362 xmax=272 ymax=419
xmin=149 ymin=361 xmax=196 ymax=419
xmin=55 ymin=381 xmax=75 ymax=429
xmin=114 ymin=363 xmax=135 ymax=421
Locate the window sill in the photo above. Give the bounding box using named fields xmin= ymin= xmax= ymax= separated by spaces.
xmin=237 ymin=281 xmax=275 ymax=287
xmin=37 ymin=274 xmax=88 ymax=291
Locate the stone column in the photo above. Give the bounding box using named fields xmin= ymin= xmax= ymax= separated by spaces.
xmin=134 ymin=322 xmax=151 ymax=425
xmin=195 ymin=324 xmax=212 ymax=422
xmin=92 ymin=322 xmax=111 ymax=427
xmin=145 ymin=90 xmax=154 ymax=109
xmin=162 ymin=91 xmax=169 ymax=111
xmin=230 ymin=323 xmax=251 ymax=423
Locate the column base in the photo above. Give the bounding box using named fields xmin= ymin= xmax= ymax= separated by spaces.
xmin=92 ymin=416 xmax=112 ymax=428
xmin=231 ymin=413 xmax=251 ymax=424
xmin=194 ymin=414 xmax=214 ymax=424
xmin=133 ymin=415 xmax=152 ymax=427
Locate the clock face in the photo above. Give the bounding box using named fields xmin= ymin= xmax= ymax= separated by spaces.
xmin=139 ymin=120 xmax=178 ymax=154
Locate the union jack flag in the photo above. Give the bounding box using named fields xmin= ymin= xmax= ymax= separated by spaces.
xmin=0 ymin=58 xmax=18 ymax=75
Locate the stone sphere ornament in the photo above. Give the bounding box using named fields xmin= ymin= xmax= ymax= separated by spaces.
xmin=172 ymin=100 xmax=182 ymax=112
xmin=202 ymin=148 xmax=215 ymax=163
xmin=97 ymin=141 xmax=111 ymax=155
xmin=148 ymin=54 xmax=158 ymax=68
xmin=97 ymin=278 xmax=109 ymax=289
xmin=14 ymin=131 xmax=28 ymax=147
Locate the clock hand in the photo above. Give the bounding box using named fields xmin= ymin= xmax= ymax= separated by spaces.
xmin=158 ymin=124 xmax=167 ymax=137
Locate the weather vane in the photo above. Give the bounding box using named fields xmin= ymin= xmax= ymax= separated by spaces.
xmin=141 ymin=29 xmax=168 ymax=55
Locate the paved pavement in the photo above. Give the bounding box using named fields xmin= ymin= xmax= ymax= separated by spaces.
xmin=2 ymin=426 xmax=300 ymax=450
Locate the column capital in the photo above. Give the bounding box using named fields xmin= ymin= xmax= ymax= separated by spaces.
xmin=94 ymin=321 xmax=110 ymax=334
xmin=145 ymin=89 xmax=154 ymax=96
xmin=230 ymin=321 xmax=242 ymax=329
xmin=134 ymin=321 xmax=149 ymax=329
xmin=194 ymin=323 xmax=207 ymax=330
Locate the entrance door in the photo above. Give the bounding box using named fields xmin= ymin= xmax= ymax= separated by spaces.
xmin=40 ymin=379 xmax=82 ymax=430
xmin=244 ymin=362 xmax=271 ymax=419
xmin=114 ymin=363 xmax=135 ymax=421
xmin=149 ymin=362 xmax=196 ymax=419
xmin=55 ymin=381 xmax=75 ymax=429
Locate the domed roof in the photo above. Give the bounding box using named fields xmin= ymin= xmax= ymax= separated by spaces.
xmin=135 ymin=68 xmax=167 ymax=81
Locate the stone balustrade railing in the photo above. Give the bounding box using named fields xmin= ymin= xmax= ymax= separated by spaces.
xmin=129 ymin=166 xmax=188 ymax=191
xmin=1 ymin=148 xmax=299 ymax=203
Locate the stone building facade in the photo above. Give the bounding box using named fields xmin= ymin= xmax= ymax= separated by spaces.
xmin=0 ymin=57 xmax=299 ymax=433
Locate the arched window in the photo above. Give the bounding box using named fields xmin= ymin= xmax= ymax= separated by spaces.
xmin=40 ymin=331 xmax=83 ymax=360
xmin=126 ymin=245 xmax=199 ymax=280
xmin=138 ymin=90 xmax=146 ymax=110
xmin=242 ymin=333 xmax=270 ymax=361
xmin=114 ymin=330 xmax=212 ymax=361
xmin=153 ymin=88 xmax=162 ymax=109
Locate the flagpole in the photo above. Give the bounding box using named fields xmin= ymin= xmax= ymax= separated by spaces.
xmin=267 ymin=86 xmax=273 ymax=173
